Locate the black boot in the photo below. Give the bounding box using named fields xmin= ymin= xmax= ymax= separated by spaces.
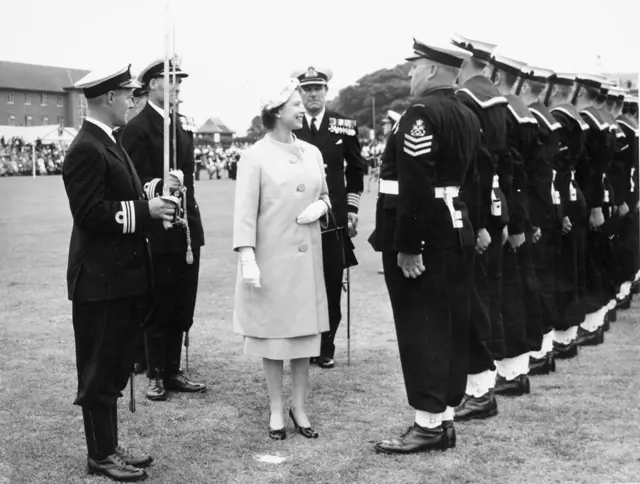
xmin=553 ymin=340 xmax=578 ymax=359
xmin=494 ymin=374 xmax=531 ymax=396
xmin=454 ymin=393 xmax=498 ymax=421
xmin=575 ymin=326 xmax=604 ymax=347
xmin=146 ymin=368 xmax=167 ymax=401
xmin=375 ymin=423 xmax=448 ymax=454
xmin=529 ymin=355 xmax=552 ymax=375
xmin=165 ymin=330 xmax=206 ymax=393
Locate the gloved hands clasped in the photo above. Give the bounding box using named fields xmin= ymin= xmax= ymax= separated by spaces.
xmin=238 ymin=247 xmax=261 ymax=288
xmin=296 ymin=200 xmax=329 ymax=225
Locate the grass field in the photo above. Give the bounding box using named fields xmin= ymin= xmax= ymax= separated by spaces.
xmin=1 ymin=175 xmax=639 ymax=484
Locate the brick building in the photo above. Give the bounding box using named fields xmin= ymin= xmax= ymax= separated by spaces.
xmin=0 ymin=60 xmax=90 ymax=128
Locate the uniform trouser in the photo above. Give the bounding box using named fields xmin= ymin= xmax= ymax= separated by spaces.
xmin=554 ymin=224 xmax=587 ymax=330
xmin=467 ymin=255 xmax=497 ymax=375
xmin=485 ymin=225 xmax=506 ymax=360
xmin=145 ymin=248 xmax=200 ymax=377
xmin=72 ymin=296 xmax=147 ymax=459
xmin=320 ymin=233 xmax=345 ymax=359
xmin=520 ymin=236 xmax=543 ymax=352
xmin=531 ymin=230 xmax=559 ymax=339
xmin=382 ymin=246 xmax=474 ymax=413
xmin=584 ymin=229 xmax=614 ymax=314
xmin=611 ymin=214 xmax=636 ymax=285
xmin=502 ymin=242 xmax=539 ymax=358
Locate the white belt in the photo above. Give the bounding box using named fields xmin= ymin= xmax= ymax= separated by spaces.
xmin=379 ymin=179 xmax=398 ymax=195
xmin=570 ymin=170 xmax=577 ymax=201
xmin=435 ymin=186 xmax=463 ymax=228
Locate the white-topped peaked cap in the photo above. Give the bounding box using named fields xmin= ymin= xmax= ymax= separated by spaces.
xmin=137 ymin=57 xmax=189 ymax=86
xmin=405 ymin=38 xmax=471 ymax=68
xmin=290 ymin=66 xmax=333 ymax=87
xmin=490 ymin=53 xmax=529 ymax=77
xmin=74 ymin=64 xmax=141 ymax=99
xmin=450 ymin=33 xmax=497 ymax=60
xmin=522 ymin=65 xmax=556 ymax=83
xmin=551 ymin=72 xmax=578 ymax=86
xmin=575 ymin=72 xmax=609 ymax=88
xmin=260 ymin=78 xmax=300 ymax=111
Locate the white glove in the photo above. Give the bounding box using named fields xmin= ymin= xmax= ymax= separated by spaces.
xmin=296 ymin=200 xmax=329 ymax=225
xmin=168 ymin=169 xmax=184 ymax=192
xmin=239 ymin=247 xmax=261 ymax=288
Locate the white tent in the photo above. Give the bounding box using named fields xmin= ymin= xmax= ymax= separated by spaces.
xmin=0 ymin=125 xmax=78 ymax=144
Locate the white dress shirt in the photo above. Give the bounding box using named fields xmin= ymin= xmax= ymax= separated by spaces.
xmin=305 ymin=109 xmax=325 ymax=132
xmin=85 ymin=117 xmax=115 ymax=144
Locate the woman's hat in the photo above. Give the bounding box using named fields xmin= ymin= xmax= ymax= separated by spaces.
xmin=260 ymin=78 xmax=300 ymax=111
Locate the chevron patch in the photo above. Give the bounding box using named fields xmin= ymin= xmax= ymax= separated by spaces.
xmin=403 ymin=133 xmax=433 ymax=157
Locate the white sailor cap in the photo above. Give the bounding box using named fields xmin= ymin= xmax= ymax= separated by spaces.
xmin=406 ymin=38 xmax=470 ymax=68
xmin=550 ymin=72 xmax=577 ymax=86
xmin=490 ymin=54 xmax=529 ymax=77
xmin=138 ymin=57 xmax=189 ymax=86
xmin=450 ymin=33 xmax=497 ymax=61
xmin=290 ymin=66 xmax=333 ymax=87
xmin=382 ymin=110 xmax=401 ymax=124
xmin=74 ymin=64 xmax=141 ymax=99
xmin=624 ymin=94 xmax=639 ymax=105
xmin=575 ymin=73 xmax=609 ymax=89
xmin=604 ymin=85 xmax=627 ymax=99
xmin=260 ymin=78 xmax=300 ymax=111
xmin=522 ymin=65 xmax=555 ymax=83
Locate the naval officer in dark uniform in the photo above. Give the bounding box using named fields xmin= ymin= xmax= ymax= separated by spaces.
xmin=64 ymin=65 xmax=177 ymax=481
xmin=122 ymin=58 xmax=206 ymax=400
xmin=291 ymin=66 xmax=365 ymax=369
xmin=370 ymin=38 xmax=480 ymax=454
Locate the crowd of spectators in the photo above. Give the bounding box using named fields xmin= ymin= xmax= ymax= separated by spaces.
xmin=0 ymin=137 xmax=66 ymax=176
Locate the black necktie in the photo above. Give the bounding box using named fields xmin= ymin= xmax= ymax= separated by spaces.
xmin=310 ymin=117 xmax=318 ymax=137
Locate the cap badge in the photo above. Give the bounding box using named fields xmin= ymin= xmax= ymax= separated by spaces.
xmin=306 ymin=67 xmax=318 ymax=78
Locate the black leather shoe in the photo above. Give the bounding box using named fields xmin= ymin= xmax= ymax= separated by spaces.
xmin=268 ymin=428 xmax=286 ymax=440
xmin=312 ymin=356 xmax=335 ymax=369
xmin=575 ymin=327 xmax=604 ymax=347
xmin=494 ymin=374 xmax=530 ymax=397
xmin=88 ymin=454 xmax=147 ymax=482
xmin=146 ymin=370 xmax=167 ymax=401
xmin=553 ymin=340 xmax=578 ymax=359
xmin=375 ymin=423 xmax=448 ymax=455
xmin=165 ymin=370 xmax=206 ymax=393
xmin=454 ymin=393 xmax=498 ymax=421
xmin=442 ymin=420 xmax=456 ymax=448
xmin=289 ymin=408 xmax=318 ymax=438
xmin=529 ymin=355 xmax=552 ymax=375
xmin=115 ymin=446 xmax=153 ymax=468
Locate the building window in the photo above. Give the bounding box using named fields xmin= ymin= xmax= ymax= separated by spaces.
xmin=57 ymin=116 xmax=64 ymax=126
xmin=57 ymin=95 xmax=63 ymax=107
xmin=41 ymin=93 xmax=48 ymax=106
xmin=8 ymin=115 xmax=15 ymax=126
xmin=24 ymin=93 xmax=31 ymax=105
xmin=43 ymin=116 xmax=49 ymax=125
xmin=7 ymin=92 xmax=14 ymax=105
xmin=78 ymin=94 xmax=87 ymax=126
xmin=25 ymin=115 xmax=32 ymax=127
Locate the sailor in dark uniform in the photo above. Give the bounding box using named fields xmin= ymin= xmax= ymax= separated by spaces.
xmin=616 ymin=94 xmax=640 ymax=294
xmin=449 ymin=34 xmax=508 ymax=422
xmin=291 ymin=66 xmax=365 ymax=369
xmin=370 ymin=38 xmax=480 ymax=454
xmin=122 ymin=58 xmax=206 ymax=400
xmin=572 ymin=73 xmax=615 ymax=346
xmin=519 ymin=64 xmax=564 ymax=375
xmin=486 ymin=53 xmax=541 ymax=397
xmin=64 ymin=65 xmax=177 ymax=481
xmin=547 ymin=72 xmax=590 ymax=359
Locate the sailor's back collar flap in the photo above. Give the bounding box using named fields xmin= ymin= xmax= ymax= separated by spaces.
xmin=505 ymin=95 xmax=537 ymax=124
xmin=580 ymin=107 xmax=609 ymax=131
xmin=617 ymin=114 xmax=639 ymax=135
xmin=551 ymin=104 xmax=590 ymax=131
xmin=456 ymin=76 xmax=508 ymax=109
xmin=529 ymin=103 xmax=561 ymax=131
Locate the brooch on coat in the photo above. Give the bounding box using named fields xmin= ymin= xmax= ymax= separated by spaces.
xmin=328 ymin=118 xmax=356 ymax=136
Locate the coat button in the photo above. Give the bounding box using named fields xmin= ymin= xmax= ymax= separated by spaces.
xmin=297 ymin=184 xmax=306 ymax=192
xmin=299 ymin=244 xmax=308 ymax=252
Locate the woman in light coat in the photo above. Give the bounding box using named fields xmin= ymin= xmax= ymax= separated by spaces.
xmin=233 ymin=78 xmax=330 ymax=440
